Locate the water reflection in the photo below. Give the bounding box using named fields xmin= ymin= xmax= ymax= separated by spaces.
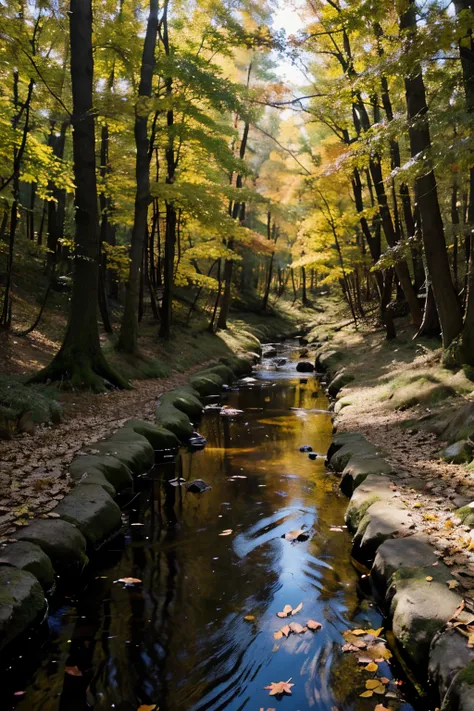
xmin=5 ymin=351 xmax=417 ymax=711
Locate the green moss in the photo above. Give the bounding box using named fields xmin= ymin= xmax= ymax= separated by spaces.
xmin=456 ymin=506 xmax=473 ymax=522
xmin=124 ymin=420 xmax=180 ymax=451
xmin=69 ymin=454 xmax=131 ymax=494
xmin=200 ymin=364 xmax=235 ymax=384
xmin=189 ymin=372 xmax=224 ymax=397
xmin=55 ymin=485 xmax=122 ymax=549
xmin=458 ymin=661 xmax=474 ymax=685
xmin=0 ymin=374 xmax=62 ymax=433
xmin=155 ymin=403 xmax=194 ymax=441
xmin=160 ymin=388 xmax=204 ymax=420
xmin=0 ymin=568 xmax=46 ymax=652
xmin=345 ymin=495 xmax=382 ymax=531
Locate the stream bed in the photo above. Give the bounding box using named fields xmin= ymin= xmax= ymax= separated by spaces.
xmin=5 ymin=343 xmax=418 ymax=711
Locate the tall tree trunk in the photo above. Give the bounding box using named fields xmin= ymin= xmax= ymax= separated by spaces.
xmin=118 ymin=0 xmax=158 ymax=352
xmin=454 ymin=1 xmax=474 ymax=361
xmin=30 ymin=0 xmax=125 ymax=390
xmin=400 ymin=0 xmax=463 ymax=347
xmin=46 ymin=120 xmax=68 ymax=275
xmin=98 ymin=123 xmax=113 ymax=333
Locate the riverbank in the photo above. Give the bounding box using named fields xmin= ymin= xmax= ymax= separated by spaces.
xmin=313 ymin=297 xmax=474 ymax=710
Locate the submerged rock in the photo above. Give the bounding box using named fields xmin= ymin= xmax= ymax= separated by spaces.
xmin=263 ymin=347 xmax=277 ymax=359
xmin=296 ymin=361 xmax=315 ymax=373
xmin=189 ymin=432 xmax=207 ymax=449
xmin=299 ymin=445 xmax=313 ymax=452
xmin=186 ymin=479 xmax=211 ymax=493
xmin=275 ymin=358 xmax=288 ymax=367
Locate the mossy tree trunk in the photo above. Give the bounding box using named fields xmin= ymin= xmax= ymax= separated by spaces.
xmin=30 ymin=0 xmax=126 ymax=392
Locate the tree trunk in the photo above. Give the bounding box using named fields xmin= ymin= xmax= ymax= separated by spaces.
xmin=46 ymin=120 xmax=68 ymax=275
xmin=117 ymin=0 xmax=158 ymax=352
xmin=400 ymin=0 xmax=463 ymax=347
xmin=30 ymin=0 xmax=126 ymax=391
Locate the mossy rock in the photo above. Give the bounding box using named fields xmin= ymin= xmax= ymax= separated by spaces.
xmin=0 ymin=541 xmax=55 ymax=592
xmin=200 ymin=364 xmax=234 ymax=385
xmin=392 ymin=383 xmax=456 ymax=411
xmin=439 ymin=403 xmax=474 ymax=444
xmin=54 ymin=484 xmax=122 ymax=550
xmin=345 ymin=474 xmax=397 ymax=531
xmin=456 ymin=505 xmax=474 ymax=525
xmin=69 ymin=454 xmax=133 ymax=495
xmin=441 ymin=440 xmax=474 ymax=465
xmin=96 ymin=431 xmax=155 ymax=474
xmin=389 ymin=567 xmax=462 ymax=671
xmin=429 ymin=628 xmax=474 ymax=702
xmin=316 ymin=349 xmax=344 ymax=375
xmin=329 ymin=438 xmax=379 ymax=473
xmin=189 ymin=372 xmax=223 ymax=397
xmin=0 ymin=567 xmax=46 ymax=652
xmin=372 ymin=535 xmax=438 ymax=595
xmin=219 ymin=355 xmax=253 ymax=376
xmin=326 ymin=431 xmax=365 ymax=462
xmin=328 ymin=370 xmax=354 ymax=397
xmin=160 ymin=388 xmax=204 ymax=420
xmin=16 ymin=519 xmax=88 ymax=578
xmin=353 ymin=501 xmax=413 ymax=562
xmin=124 ymin=419 xmax=180 ymax=451
xmin=441 ymin=661 xmax=474 ymax=711
xmin=155 ymin=403 xmax=193 ymax=442
xmin=340 ymin=455 xmax=395 ymax=497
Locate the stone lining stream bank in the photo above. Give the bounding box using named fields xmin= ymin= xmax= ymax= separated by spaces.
xmin=0 ymin=354 xmax=254 ymax=658
xmin=318 ymin=347 xmax=474 ymax=711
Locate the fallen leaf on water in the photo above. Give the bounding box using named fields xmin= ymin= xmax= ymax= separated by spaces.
xmin=277 ymin=604 xmax=293 ymax=618
xmin=360 ymin=690 xmax=373 ymax=698
xmin=219 ymin=529 xmax=233 ymax=536
xmin=65 ymin=666 xmax=83 ymax=677
xmin=273 ymin=630 xmax=283 ymax=640
xmin=307 ymin=620 xmax=322 ymax=631
xmin=426 ymin=576 xmax=433 ymax=582
xmin=244 ymin=615 xmax=255 ymax=621
xmin=291 ymin=602 xmax=303 ymax=615
xmin=364 ymin=662 xmax=378 ymax=672
xmin=289 ymin=622 xmax=306 ymax=634
xmin=366 ymin=680 xmax=381 ymax=690
xmin=138 ymin=705 xmax=157 ymax=711
xmin=283 ymin=529 xmax=309 ymax=542
xmin=264 ymin=679 xmax=294 ymax=696
xmin=168 ymin=477 xmax=186 ymax=487
xmin=373 ymin=684 xmax=386 ymax=695
xmin=280 ymin=624 xmax=291 ymax=637
xmin=115 ymin=577 xmax=142 ymax=585
xmin=448 ymin=580 xmax=460 ymax=589
xmin=374 ymin=706 xmax=391 ymax=711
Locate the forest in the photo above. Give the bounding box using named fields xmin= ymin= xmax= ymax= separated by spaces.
xmin=1 ymin=0 xmax=474 ymax=392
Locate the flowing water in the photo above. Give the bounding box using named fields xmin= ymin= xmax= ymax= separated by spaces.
xmin=4 ymin=343 xmax=417 ymax=711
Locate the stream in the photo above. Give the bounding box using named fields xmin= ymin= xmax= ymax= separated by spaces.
xmin=5 ymin=342 xmax=418 ymax=711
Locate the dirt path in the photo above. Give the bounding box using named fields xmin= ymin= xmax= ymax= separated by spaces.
xmin=0 ymin=363 xmax=211 ymax=543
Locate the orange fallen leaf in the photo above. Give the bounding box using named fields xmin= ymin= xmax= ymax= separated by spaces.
xmin=65 ymin=666 xmax=83 ymax=677
xmin=244 ymin=615 xmax=255 ymax=621
xmin=264 ymin=679 xmax=294 ymax=696
xmin=364 ymin=662 xmax=378 ymax=672
xmin=138 ymin=706 xmax=157 ymax=711
xmin=284 ymin=529 xmax=309 ymax=542
xmin=219 ymin=529 xmax=233 ymax=536
xmin=280 ymin=624 xmax=291 ymax=637
xmin=448 ymin=580 xmax=460 ymax=589
xmin=291 ymin=602 xmax=303 ymax=615
xmin=307 ymin=620 xmax=322 ymax=631
xmin=360 ymin=690 xmax=373 ymax=697
xmin=115 ymin=577 xmax=142 ymax=585
xmin=374 ymin=706 xmax=391 ymax=711
xmin=426 ymin=576 xmax=433 ymax=582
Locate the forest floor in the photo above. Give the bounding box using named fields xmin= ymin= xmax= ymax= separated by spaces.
xmin=0 ymin=287 xmax=313 ymax=543
xmin=312 ymin=299 xmax=474 ymax=596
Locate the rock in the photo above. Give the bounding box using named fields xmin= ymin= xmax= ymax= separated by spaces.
xmin=0 ymin=541 xmax=55 ymax=592
xmin=345 ymin=474 xmax=397 ymax=531
xmin=389 ymin=567 xmax=462 ymax=670
xmin=340 ymin=455 xmax=395 ymax=496
xmin=186 ymin=479 xmax=211 ymax=493
xmin=16 ymin=519 xmax=88 ymax=578
xmin=442 ymin=440 xmax=473 ymax=465
xmin=299 ymin=445 xmax=313 ymax=452
xmin=263 ymin=347 xmax=277 ymax=358
xmin=200 ymin=364 xmax=235 ymax=385
xmin=55 ymin=484 xmax=122 ymax=549
xmin=308 ymin=452 xmax=318 ymax=460
xmin=299 ymin=348 xmax=309 ymax=358
xmin=353 ymin=501 xmax=414 ymax=561
xmin=316 ymin=349 xmax=343 ymax=375
xmin=430 ymin=628 xmax=474 ymax=701
xmin=326 ymin=431 xmax=366 ymax=462
xmin=329 ymin=437 xmax=379 ymax=473
xmin=299 ymin=337 xmax=309 ymax=346
xmin=97 ymin=430 xmax=155 ymax=473
xmin=439 ymin=402 xmax=474 ymax=444
xmin=328 ymin=370 xmax=354 ymax=398
xmin=296 ymin=361 xmax=315 ymax=373
xmin=189 ymin=432 xmax=207 ymax=449
xmin=17 ymin=411 xmax=36 ymax=435
xmin=69 ymin=454 xmax=132 ymax=495
xmin=155 ymin=403 xmax=194 ymax=442
xmin=124 ymin=420 xmax=180 ymax=452
xmin=0 ymin=567 xmax=45 ymax=652
xmin=372 ymin=535 xmax=439 ymax=594
xmin=189 ymin=372 xmax=223 ymax=397
xmin=275 ymin=358 xmax=287 ymax=367
xmin=441 ymin=661 xmax=474 ymax=711
xmin=160 ymin=387 xmax=204 ymax=420
xmin=219 ymin=355 xmax=253 ymax=377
